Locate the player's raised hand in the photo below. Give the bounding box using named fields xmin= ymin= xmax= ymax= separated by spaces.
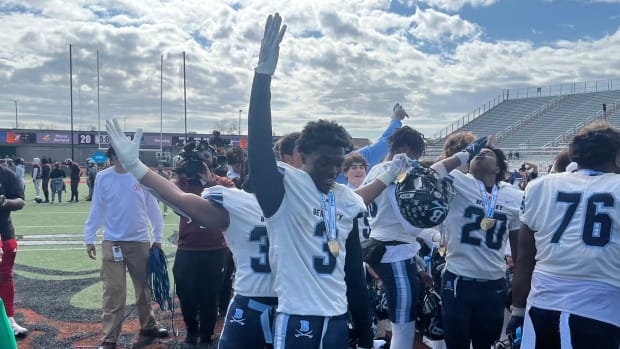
xmin=255 ymin=13 xmax=287 ymax=76
xmin=105 ymin=118 xmax=149 ymax=180
xmin=464 ymin=136 xmax=487 ymax=160
xmin=392 ymin=103 xmax=409 ymax=120
xmin=376 ymin=153 xmax=409 ymax=186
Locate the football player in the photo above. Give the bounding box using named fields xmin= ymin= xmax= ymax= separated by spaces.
xmin=430 ymin=140 xmax=522 ymax=349
xmin=361 ymin=126 xmax=436 ymax=349
xmin=107 ymin=120 xmax=280 ymax=349
xmin=508 ymin=121 xmax=620 ymax=349
xmin=246 ymin=13 xmax=406 ymax=349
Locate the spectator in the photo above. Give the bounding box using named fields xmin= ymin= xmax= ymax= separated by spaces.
xmin=83 ymin=147 xmax=168 ymax=349
xmin=155 ymin=164 xmax=169 ymax=215
xmin=41 ymin=158 xmax=51 ymax=203
xmin=13 ymin=159 xmax=24 ymax=193
xmin=0 ymin=164 xmax=27 ymax=338
xmin=85 ymin=160 xmax=98 ymax=201
xmin=49 ymin=162 xmax=66 ymax=204
xmin=225 ymin=147 xmax=247 ymax=189
xmin=66 ymin=159 xmax=81 ymax=202
xmin=173 ymin=142 xmax=236 ymax=347
xmin=32 ymin=158 xmax=42 ymax=201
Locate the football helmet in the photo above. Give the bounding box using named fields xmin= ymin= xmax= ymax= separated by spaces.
xmin=417 ymin=288 xmax=444 ymax=340
xmin=395 ymin=161 xmax=453 ymax=228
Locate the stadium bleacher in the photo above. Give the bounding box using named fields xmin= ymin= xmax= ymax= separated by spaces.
xmin=425 ymin=84 xmax=620 ymax=167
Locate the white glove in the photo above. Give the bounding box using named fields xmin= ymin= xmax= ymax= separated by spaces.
xmin=105 ymin=118 xmax=149 ymax=180
xmin=255 ymin=13 xmax=287 ymax=76
xmin=376 ymin=153 xmax=409 ymax=186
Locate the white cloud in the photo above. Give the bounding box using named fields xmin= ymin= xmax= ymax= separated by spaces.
xmin=0 ymin=0 xmax=620 ymax=141
xmin=418 ymin=0 xmax=499 ymax=11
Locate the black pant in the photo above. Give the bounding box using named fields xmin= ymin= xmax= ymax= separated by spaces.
xmin=441 ymin=271 xmax=506 ymax=349
xmin=42 ymin=178 xmax=49 ymax=202
xmin=527 ymin=306 xmax=620 ymax=349
xmin=219 ymin=249 xmax=235 ymax=316
xmin=70 ymin=178 xmax=79 ymax=201
xmin=173 ymin=248 xmax=229 ymax=343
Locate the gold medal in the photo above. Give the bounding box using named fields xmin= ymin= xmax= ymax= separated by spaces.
xmin=396 ymin=171 xmax=408 ymax=183
xmin=438 ymin=246 xmax=446 ymax=257
xmin=480 ymin=217 xmax=496 ymax=230
xmin=328 ymin=240 xmax=339 ymax=257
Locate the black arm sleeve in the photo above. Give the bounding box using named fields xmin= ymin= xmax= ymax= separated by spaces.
xmin=345 ymin=219 xmax=373 ymax=348
xmin=247 ymin=73 xmax=285 ymax=218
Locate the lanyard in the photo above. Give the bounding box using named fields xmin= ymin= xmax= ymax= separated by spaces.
xmin=578 ymin=169 xmax=605 ymax=176
xmin=477 ymin=180 xmax=498 ymax=218
xmin=320 ymin=190 xmax=337 ymax=242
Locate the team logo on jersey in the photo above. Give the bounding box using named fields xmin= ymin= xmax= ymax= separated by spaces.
xmin=443 ymin=280 xmax=453 ymax=292
xmin=295 ymin=320 xmax=313 ymax=338
xmin=229 ymin=308 xmax=246 ymax=326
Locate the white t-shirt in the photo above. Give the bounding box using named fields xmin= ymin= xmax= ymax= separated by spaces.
xmin=444 ymin=171 xmax=521 ymax=280
xmin=203 ymin=185 xmax=276 ymax=298
xmin=83 ymin=168 xmax=163 ymax=244
xmin=267 ymin=163 xmax=366 ymax=316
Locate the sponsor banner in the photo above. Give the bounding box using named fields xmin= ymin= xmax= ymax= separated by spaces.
xmin=37 ymin=133 xmax=72 ymax=144
xmin=142 ymin=135 xmax=172 ymax=147
xmin=171 ymin=135 xmax=209 ymax=147
xmin=1 ymin=131 xmax=37 ymax=143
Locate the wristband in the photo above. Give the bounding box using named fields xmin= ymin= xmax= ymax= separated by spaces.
xmin=125 ymin=161 xmax=149 ymax=181
xmin=376 ymin=170 xmax=396 ymax=186
xmin=510 ymin=305 xmax=525 ymax=317
xmin=455 ymin=151 xmax=469 ymax=166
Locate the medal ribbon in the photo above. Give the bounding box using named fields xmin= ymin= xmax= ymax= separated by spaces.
xmin=320 ymin=190 xmax=337 ymax=243
xmin=578 ymin=169 xmax=605 ymax=176
xmin=477 ymin=180 xmax=498 ymax=219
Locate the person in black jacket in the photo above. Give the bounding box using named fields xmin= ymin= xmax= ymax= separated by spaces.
xmin=41 ymin=157 xmax=51 ymax=203
xmin=49 ymin=162 xmax=66 ymax=204
xmin=66 ymin=159 xmax=81 ymax=202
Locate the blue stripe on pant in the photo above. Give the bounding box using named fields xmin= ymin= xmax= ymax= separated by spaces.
xmin=370 ymin=259 xmax=419 ymax=323
xmin=273 ymin=312 xmax=349 ymax=349
xmin=218 ymin=295 xmax=277 ymax=349
xmin=441 ymin=270 xmax=505 ymax=349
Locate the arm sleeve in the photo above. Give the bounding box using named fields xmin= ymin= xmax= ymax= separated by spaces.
xmin=145 ymin=190 xmax=164 ymax=243
xmin=345 ymin=220 xmax=373 ymax=348
xmin=83 ymin=176 xmax=104 ymax=244
xmin=356 ymin=119 xmax=402 ymax=169
xmin=247 ymin=73 xmax=284 ymax=218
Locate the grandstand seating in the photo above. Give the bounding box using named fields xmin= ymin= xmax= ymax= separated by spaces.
xmin=427 ymin=89 xmax=620 ymax=159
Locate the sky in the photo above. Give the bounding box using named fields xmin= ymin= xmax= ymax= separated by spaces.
xmin=1 ymin=0 xmax=620 ymax=141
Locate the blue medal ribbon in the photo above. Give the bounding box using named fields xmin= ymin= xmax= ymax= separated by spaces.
xmin=320 ymin=190 xmax=337 ymax=243
xmin=477 ymin=180 xmax=498 ymax=219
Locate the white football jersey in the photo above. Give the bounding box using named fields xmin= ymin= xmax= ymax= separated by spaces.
xmin=444 ymin=170 xmax=521 ymax=280
xmin=203 ymin=186 xmax=276 ymax=298
xmin=521 ymin=172 xmax=620 ymax=289
xmin=364 ymin=161 xmax=424 ymax=244
xmin=268 ymin=163 xmax=366 ymax=316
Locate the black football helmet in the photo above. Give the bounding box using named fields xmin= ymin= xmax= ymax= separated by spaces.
xmin=395 ymin=162 xmax=453 ymax=228
xmin=417 ymin=288 xmax=444 ymax=340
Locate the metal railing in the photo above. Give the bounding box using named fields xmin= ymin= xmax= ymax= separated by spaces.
xmin=542 ymin=98 xmax=620 ymax=149
xmin=432 ymin=78 xmax=620 ymax=140
xmin=493 ymin=95 xmax=569 ymax=145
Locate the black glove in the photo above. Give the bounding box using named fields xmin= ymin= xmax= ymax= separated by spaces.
xmin=464 ymin=136 xmax=488 ymax=160
xmin=505 ymin=314 xmax=524 ymax=338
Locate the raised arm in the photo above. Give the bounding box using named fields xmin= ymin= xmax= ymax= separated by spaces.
xmin=356 ymin=103 xmax=407 ymax=168
xmin=105 ymin=119 xmax=229 ymax=231
xmin=430 ymin=136 xmax=487 ymax=178
xmin=248 ymin=13 xmax=287 ymax=218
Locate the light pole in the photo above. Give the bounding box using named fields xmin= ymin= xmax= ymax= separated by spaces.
xmin=14 ymin=100 xmax=17 ymax=128
xmin=238 ymin=109 xmax=243 ymax=135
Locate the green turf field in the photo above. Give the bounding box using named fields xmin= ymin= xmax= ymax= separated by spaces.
xmin=11 ymin=176 xmax=180 ymax=310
